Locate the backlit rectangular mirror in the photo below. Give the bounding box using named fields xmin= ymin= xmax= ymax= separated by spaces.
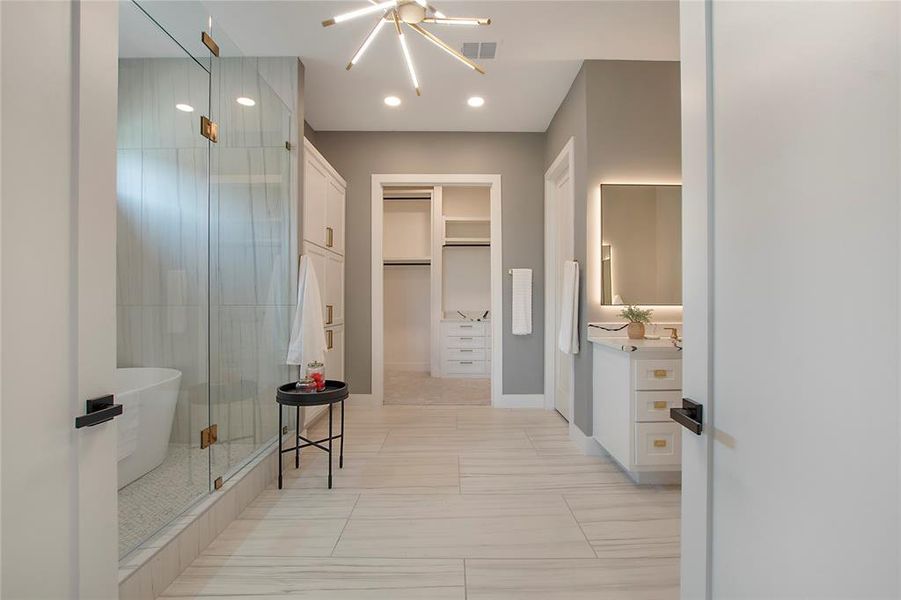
xmin=600 ymin=184 xmax=682 ymax=306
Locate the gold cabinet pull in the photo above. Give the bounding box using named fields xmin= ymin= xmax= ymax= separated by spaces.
xmin=653 ymin=400 xmax=667 ymax=410
xmin=326 ymin=226 xmax=334 ymax=247
xmin=653 ymin=439 xmax=667 ymax=448
xmin=653 ymin=369 xmax=668 ymax=378
xmin=326 ymin=304 xmax=334 ymax=325
xmin=326 ymin=329 xmax=333 ymax=350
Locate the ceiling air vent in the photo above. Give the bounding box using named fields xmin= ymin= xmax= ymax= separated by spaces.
xmin=462 ymin=42 xmax=497 ymax=60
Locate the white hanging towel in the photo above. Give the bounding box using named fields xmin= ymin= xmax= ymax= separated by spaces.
xmin=511 ymin=268 xmax=532 ymax=335
xmin=286 ymin=255 xmax=327 ymax=367
xmin=558 ymin=260 xmax=580 ymax=355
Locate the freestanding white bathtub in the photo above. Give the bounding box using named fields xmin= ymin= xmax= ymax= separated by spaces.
xmin=116 ymin=368 xmax=182 ymax=490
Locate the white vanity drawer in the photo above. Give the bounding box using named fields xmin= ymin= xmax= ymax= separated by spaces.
xmin=444 ymin=322 xmax=487 ymax=337
xmin=446 ymin=335 xmax=487 ymax=349
xmin=634 ymin=422 xmax=681 ymax=466
xmin=445 ymin=348 xmax=486 ymax=361
xmin=634 ymin=391 xmax=682 ymax=423
xmin=633 ymin=359 xmax=682 ymax=391
xmin=443 ymin=359 xmax=487 ymax=374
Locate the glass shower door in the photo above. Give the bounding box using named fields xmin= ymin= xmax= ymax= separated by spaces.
xmin=209 ymin=53 xmax=294 ymax=483
xmin=116 ymin=0 xmax=212 ymax=559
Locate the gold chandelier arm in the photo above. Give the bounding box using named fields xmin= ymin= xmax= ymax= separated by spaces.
xmin=346 ymin=13 xmax=388 ymax=70
xmin=407 ymin=23 xmax=486 ymax=75
xmin=422 ymin=17 xmax=491 ymax=26
xmin=393 ymin=11 xmax=422 ymax=96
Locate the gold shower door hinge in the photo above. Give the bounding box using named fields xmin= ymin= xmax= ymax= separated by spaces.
xmin=201 ymin=31 xmax=220 ymax=57
xmin=214 ymin=476 xmax=224 ymax=490
xmin=200 ymin=423 xmax=218 ymax=449
xmin=201 ymin=116 xmax=219 ymax=143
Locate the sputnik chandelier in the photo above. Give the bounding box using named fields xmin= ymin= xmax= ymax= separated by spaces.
xmin=322 ymin=0 xmax=491 ymax=96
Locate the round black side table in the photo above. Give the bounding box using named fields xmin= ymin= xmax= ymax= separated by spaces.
xmin=276 ymin=380 xmax=348 ymax=489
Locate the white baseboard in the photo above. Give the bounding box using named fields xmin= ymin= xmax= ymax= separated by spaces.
xmin=349 ymin=393 xmax=381 ymax=406
xmin=385 ymin=362 xmax=429 ymax=372
xmin=495 ymin=394 xmax=545 ymax=409
xmin=569 ymin=423 xmax=604 ymax=456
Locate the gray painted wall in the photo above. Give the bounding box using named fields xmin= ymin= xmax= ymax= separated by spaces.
xmin=545 ymin=60 xmax=681 ymax=434
xmin=311 ymin=132 xmax=546 ymax=395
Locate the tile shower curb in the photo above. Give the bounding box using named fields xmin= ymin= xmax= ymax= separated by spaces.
xmin=117 ymin=439 xmax=279 ymax=598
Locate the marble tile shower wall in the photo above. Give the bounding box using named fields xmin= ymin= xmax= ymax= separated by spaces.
xmin=116 ymin=57 xmax=293 ymax=467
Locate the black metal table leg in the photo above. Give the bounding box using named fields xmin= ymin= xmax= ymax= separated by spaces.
xmin=339 ymin=398 xmax=345 ymax=469
xmin=295 ymin=405 xmax=300 ymax=469
xmin=277 ymin=403 xmax=283 ymax=489
xmin=328 ymin=401 xmax=333 ymax=489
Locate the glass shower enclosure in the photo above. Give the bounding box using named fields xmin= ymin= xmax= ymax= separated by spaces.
xmin=116 ymin=0 xmax=295 ymax=559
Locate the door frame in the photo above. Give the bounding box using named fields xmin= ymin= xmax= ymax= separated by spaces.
xmin=371 ymin=174 xmax=502 ymax=406
xmin=679 ymin=0 xmax=714 ymax=597
xmin=543 ymin=138 xmax=576 ymax=420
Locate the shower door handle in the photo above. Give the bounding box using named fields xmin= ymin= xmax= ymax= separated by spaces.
xmin=75 ymin=394 xmax=123 ymax=429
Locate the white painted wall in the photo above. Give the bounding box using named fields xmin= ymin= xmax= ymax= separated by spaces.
xmin=707 ymin=1 xmax=899 ymax=596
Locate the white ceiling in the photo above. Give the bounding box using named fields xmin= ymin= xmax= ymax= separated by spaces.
xmin=162 ymin=1 xmax=681 ymax=132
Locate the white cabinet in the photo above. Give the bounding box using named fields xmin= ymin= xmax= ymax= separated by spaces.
xmin=592 ymin=338 xmax=682 ymax=484
xmin=303 ymin=138 xmax=346 ymax=257
xmin=302 ymin=138 xmax=346 ymax=389
xmin=440 ymin=320 xmax=491 ymax=378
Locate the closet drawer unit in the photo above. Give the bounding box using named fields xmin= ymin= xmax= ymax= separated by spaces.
xmin=445 ymin=348 xmax=486 ymax=361
xmin=443 ymin=359 xmax=487 ymax=375
xmin=633 ymin=359 xmax=682 ymax=391
xmin=633 ymin=422 xmax=682 ymax=467
xmin=634 ymin=391 xmax=682 ymax=423
xmin=444 ymin=322 xmax=487 ymax=337
xmin=445 ymin=336 xmax=487 ymax=349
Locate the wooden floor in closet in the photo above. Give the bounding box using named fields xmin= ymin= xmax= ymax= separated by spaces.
xmin=161 ymin=404 xmax=680 ymax=599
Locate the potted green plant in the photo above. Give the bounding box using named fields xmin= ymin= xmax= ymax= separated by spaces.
xmin=620 ymin=305 xmax=653 ymax=340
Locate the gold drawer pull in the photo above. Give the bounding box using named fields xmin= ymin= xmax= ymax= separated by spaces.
xmin=326 ymin=226 xmax=334 ymax=247
xmin=653 ymin=369 xmax=668 ymax=378
xmin=653 ymin=400 xmax=667 ymax=410
xmin=653 ymin=439 xmax=667 ymax=448
xmin=326 ymin=329 xmax=333 ymax=350
xmin=326 ymin=304 xmax=334 ymax=325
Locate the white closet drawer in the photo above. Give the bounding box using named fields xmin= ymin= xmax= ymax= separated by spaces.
xmin=445 ymin=336 xmax=487 ymax=349
xmin=633 ymin=359 xmax=682 ymax=391
xmin=444 ymin=322 xmax=487 ymax=337
xmin=445 ymin=348 xmax=486 ymax=361
xmin=633 ymin=422 xmax=681 ymax=466
xmin=444 ymin=359 xmax=487 ymax=374
xmin=634 ymin=391 xmax=682 ymax=423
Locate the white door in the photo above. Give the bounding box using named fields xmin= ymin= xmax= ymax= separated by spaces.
xmin=553 ymin=172 xmax=574 ymax=420
xmin=2 ymin=2 xmax=120 ymax=597
xmin=679 ymin=2 xmax=900 ymax=597
xmin=545 ymin=139 xmax=575 ymax=421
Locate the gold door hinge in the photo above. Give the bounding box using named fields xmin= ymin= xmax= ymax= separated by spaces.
xmin=200 ymin=423 xmax=218 ymax=449
xmin=214 ymin=476 xmax=223 ymax=490
xmin=201 ymin=116 xmax=219 ymax=143
xmin=201 ymin=31 xmax=220 ymax=57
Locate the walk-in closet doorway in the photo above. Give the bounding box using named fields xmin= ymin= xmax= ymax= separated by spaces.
xmin=371 ymin=175 xmax=502 ymax=406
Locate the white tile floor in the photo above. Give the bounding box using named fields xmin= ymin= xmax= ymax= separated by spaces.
xmin=161 ymin=404 xmax=680 ymax=599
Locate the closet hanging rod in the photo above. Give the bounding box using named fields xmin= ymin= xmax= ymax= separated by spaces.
xmin=384 ymin=261 xmax=431 ymax=266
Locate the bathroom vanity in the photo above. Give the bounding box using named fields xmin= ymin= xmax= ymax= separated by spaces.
xmin=591 ymin=334 xmax=682 ymax=484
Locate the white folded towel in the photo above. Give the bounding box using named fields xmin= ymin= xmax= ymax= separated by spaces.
xmin=511 ymin=268 xmax=532 ymax=335
xmin=286 ymin=255 xmax=327 ymax=367
xmin=558 ymin=260 xmax=580 ymax=355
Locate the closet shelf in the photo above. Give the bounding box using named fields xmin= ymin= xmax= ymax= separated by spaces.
xmin=444 ymin=238 xmax=490 ymax=246
xmin=384 ymin=257 xmax=431 ymax=266
xmin=443 ymin=217 xmax=489 ymax=223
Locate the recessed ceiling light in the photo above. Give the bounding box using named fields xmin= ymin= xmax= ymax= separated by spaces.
xmin=467 ymin=96 xmax=485 ymax=108
xmin=384 ymin=96 xmax=402 ymax=107
xmin=236 ymin=97 xmax=256 ymax=107
xmin=175 ymin=103 xmax=194 ymax=112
